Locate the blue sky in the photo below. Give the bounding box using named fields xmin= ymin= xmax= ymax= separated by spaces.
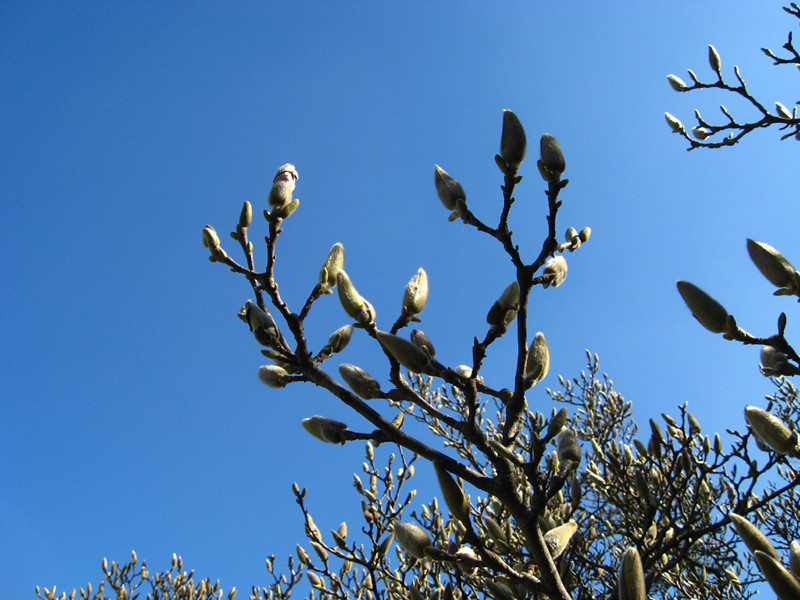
xmin=2 ymin=2 xmax=798 ymax=597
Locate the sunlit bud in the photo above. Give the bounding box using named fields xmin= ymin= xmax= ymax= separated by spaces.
xmin=746 ymin=239 xmax=797 ymax=290
xmin=500 ymin=109 xmax=527 ymax=170
xmin=402 ymin=268 xmax=428 ymax=318
xmin=131 ymin=550 xmax=137 ymax=564
xmin=543 ymin=521 xmax=577 ymax=559
xmin=565 ymin=227 xmax=578 ymax=242
xmin=558 ymin=428 xmax=581 ymax=465
xmin=579 ymin=227 xmax=591 ymax=243
xmin=547 ymin=407 xmax=569 ymax=440
xmin=543 ymin=256 xmax=567 ymax=288
xmin=454 ymin=546 xmax=478 ymax=574
xmin=257 ymin=365 xmax=290 ymax=388
xmin=760 ymin=346 xmax=789 ymax=376
xmin=708 ymin=45 xmax=722 ymax=75
xmin=202 ymin=225 xmax=221 ymax=250
xmin=676 ymin=280 xmax=729 ymax=334
xmin=239 ymin=201 xmax=253 ymax=228
xmin=618 ymin=547 xmax=646 ymax=600
xmin=319 ymin=243 xmax=345 ymax=292
xmin=745 ymin=406 xmax=800 ymax=457
xmin=692 ymin=126 xmax=712 ymax=140
xmin=728 ymin=512 xmax=779 ymax=560
xmin=754 ymin=550 xmax=800 ymax=600
xmin=665 ymin=112 xmax=685 ymax=134
xmin=525 ymin=332 xmax=550 ymax=386
xmin=486 ymin=282 xmax=520 ymax=330
xmin=393 ymin=521 xmax=432 ymax=559
xmin=376 ymin=331 xmax=433 ymax=374
xmin=434 ymin=461 xmax=471 ymax=526
xmin=302 ymin=415 xmax=349 ymax=444
xmin=296 ymin=544 xmax=310 ymax=566
xmin=789 ymin=541 xmax=800 ymax=578
xmin=454 ymin=364 xmax=483 ymax=383
xmin=327 ymin=325 xmax=353 ymax=354
xmin=667 ymin=74 xmax=688 ymax=91
xmin=339 ymin=363 xmax=382 ymax=399
xmin=539 ymin=134 xmax=565 ymax=181
xmin=268 ymin=163 xmax=298 ymax=211
xmin=410 ymin=329 xmax=435 ymax=358
xmin=434 ymin=165 xmax=466 ymax=211
xmin=336 ymin=270 xmax=376 ymax=325
xmin=238 ymin=300 xmax=278 ymax=346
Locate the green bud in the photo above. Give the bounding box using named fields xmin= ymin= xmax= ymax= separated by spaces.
xmin=565 ymin=227 xmax=578 ymax=242
xmin=543 ymin=256 xmax=568 ymax=288
xmin=410 ymin=329 xmax=435 ymax=358
xmin=665 ymin=112 xmax=685 ymax=134
xmin=402 ymin=268 xmax=428 ymax=318
xmin=336 ymin=270 xmax=376 ymax=325
xmin=434 ymin=165 xmax=466 ymax=212
xmin=708 ymin=44 xmax=722 ymax=75
xmin=269 ymin=198 xmax=299 ymax=220
xmin=393 ymin=521 xmax=432 ymax=559
xmin=202 ymin=225 xmax=221 ymax=250
xmin=729 ymin=512 xmax=779 ymax=560
xmin=301 ymin=415 xmax=349 ymax=444
xmin=500 ymin=109 xmax=527 ymax=170
xmin=433 ymin=461 xmax=471 ymax=526
xmin=268 ymin=163 xmax=298 ymax=211
xmin=676 ymin=280 xmax=729 ymax=333
xmin=327 ymin=324 xmax=354 ymax=354
xmin=557 ymin=428 xmax=581 ymax=465
xmin=618 ymin=547 xmax=646 ymax=600
xmin=238 ymin=300 xmax=279 ymax=346
xmin=539 ymin=134 xmax=565 ymax=181
xmin=257 ymin=365 xmax=290 ymax=388
xmin=543 ymin=521 xmax=577 ymax=559
xmin=579 ymin=227 xmax=591 ymax=243
xmin=486 ymin=282 xmax=520 ymax=331
xmin=339 ymin=363 xmax=382 ymax=399
xmin=525 ymin=332 xmax=550 ymax=386
xmin=319 ymin=243 xmax=345 ymax=291
xmin=745 ymin=405 xmax=800 ymax=457
xmin=667 ymin=74 xmax=688 ymax=91
xmin=746 ymin=239 xmax=797 ymax=291
xmin=239 ymin=201 xmax=253 ymax=228
xmin=754 ymin=550 xmax=800 ymax=600
xmin=547 ymin=407 xmax=569 ymax=440
xmin=376 ymin=330 xmax=433 ymax=374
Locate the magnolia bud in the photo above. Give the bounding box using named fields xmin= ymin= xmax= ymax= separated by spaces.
xmin=525 ymin=332 xmax=550 ymax=386
xmin=268 ymin=163 xmax=298 ymax=211
xmin=339 ymin=363 xmax=382 ymax=399
xmin=433 ymin=461 xmax=471 ymax=526
xmin=239 ymin=201 xmax=253 ymax=228
xmin=665 ymin=112 xmax=685 ymax=134
xmin=754 ymin=550 xmax=800 ymax=600
xmin=729 ymin=512 xmax=779 ymax=560
xmin=692 ymin=126 xmax=712 ymax=140
xmin=547 ymin=407 xmax=569 ymax=440
xmin=776 ymin=102 xmax=793 ymax=119
xmin=667 ymin=74 xmax=688 ymax=91
xmin=746 ymin=239 xmax=797 ymax=290
xmin=238 ymin=300 xmax=279 ymax=346
xmin=558 ymin=428 xmax=581 ymax=465
xmin=434 ymin=165 xmax=466 ymax=212
xmin=543 ymin=521 xmax=577 ymax=559
xmin=302 ymin=415 xmax=349 ymax=444
xmin=410 ymin=329 xmax=435 ymax=358
xmin=487 ymin=282 xmax=520 ymax=331
xmin=453 ymin=546 xmax=478 ymax=574
xmin=745 ymin=405 xmax=800 ymax=457
xmin=327 ymin=325 xmax=354 ymax=354
xmin=319 ymin=243 xmax=345 ymax=291
xmin=376 ymin=331 xmax=433 ymax=374
xmin=618 ymin=547 xmax=646 ymax=600
xmin=454 ymin=364 xmax=483 ymax=384
xmin=202 ymin=225 xmax=221 ymax=250
xmin=543 ymin=256 xmax=567 ymax=288
xmin=500 ymin=109 xmax=527 ymax=170
xmin=393 ymin=521 xmax=432 ymax=559
xmin=258 ymin=365 xmax=290 ymax=388
xmin=402 ymin=268 xmax=428 ymax=318
xmin=336 ymin=270 xmax=376 ymax=325
xmin=538 ymin=134 xmax=565 ymax=181
xmin=564 ymin=227 xmax=578 ymax=242
xmin=760 ymin=346 xmax=789 ymax=376
xmin=676 ymin=280 xmax=729 ymax=334
xmin=708 ymin=44 xmax=722 ymax=75
xmin=579 ymin=227 xmax=591 ymax=243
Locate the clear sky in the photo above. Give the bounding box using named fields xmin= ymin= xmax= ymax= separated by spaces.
xmin=2 ymin=2 xmax=798 ymax=598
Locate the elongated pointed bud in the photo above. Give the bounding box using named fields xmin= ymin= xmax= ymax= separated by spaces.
xmin=319 ymin=243 xmax=345 ymax=292
xmin=238 ymin=300 xmax=279 ymax=346
xmin=754 ymin=550 xmax=800 ymax=600
xmin=302 ymin=415 xmax=349 ymax=444
xmin=402 ymin=268 xmax=428 ymax=318
xmin=339 ymin=363 xmax=382 ymax=399
xmin=336 ymin=269 xmax=376 ymax=325
xmin=434 ymin=165 xmax=466 ymax=212
xmin=665 ymin=112 xmax=685 ymax=134
xmin=486 ymin=282 xmax=520 ymax=331
xmin=543 ymin=256 xmax=567 ymax=288
xmin=547 ymin=408 xmax=569 ymax=440
xmin=667 ymin=74 xmax=688 ymax=91
xmin=776 ymin=102 xmax=793 ymax=120
xmin=239 ymin=201 xmax=253 ymax=228
xmin=729 ymin=512 xmax=779 ymax=560
xmin=543 ymin=521 xmax=577 ymax=559
xmin=433 ymin=461 xmax=471 ymax=526
xmin=618 ymin=547 xmax=646 ymax=600
xmin=500 ymin=109 xmax=527 ymax=170
xmin=538 ymin=134 xmax=565 ymax=181
xmin=258 ymin=365 xmax=290 ymax=388
xmin=325 ymin=324 xmax=353 ymax=354
xmin=202 ymin=225 xmax=221 ymax=250
xmin=676 ymin=280 xmax=729 ymax=333
xmin=747 ymin=239 xmax=798 ymax=291
xmin=376 ymin=330 xmax=433 ymax=374
xmin=393 ymin=521 xmax=432 ymax=559
xmin=558 ymin=428 xmax=581 ymax=465
xmin=708 ymin=44 xmax=722 ymax=76
xmin=268 ymin=163 xmax=298 ymax=211
xmin=525 ymin=332 xmax=550 ymax=386
xmin=745 ymin=406 xmax=800 ymax=457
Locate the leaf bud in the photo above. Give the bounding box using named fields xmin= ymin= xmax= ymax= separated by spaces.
xmin=543 ymin=521 xmax=577 ymax=559
xmin=667 ymin=74 xmax=688 ymax=91
xmin=525 ymin=332 xmax=550 ymax=386
xmin=539 ymin=134 xmax=565 ymax=181
xmin=326 ymin=325 xmax=354 ymax=354
xmin=410 ymin=329 xmax=436 ymax=358
xmin=500 ymin=109 xmax=527 ymax=171
xmin=754 ymin=550 xmax=800 ymax=600
xmin=202 ymin=225 xmax=221 ymax=250
xmin=239 ymin=201 xmax=252 ymax=228
xmin=579 ymin=227 xmax=591 ymax=243
xmin=708 ymin=44 xmax=722 ymax=75
xmin=486 ymin=282 xmax=520 ymax=330
xmin=546 ymin=407 xmax=569 ymax=440
xmin=557 ymin=428 xmax=581 ymax=466
xmin=433 ymin=461 xmax=471 ymax=526
xmin=543 ymin=256 xmax=568 ymax=288
xmin=258 ymin=365 xmax=290 ymax=388
xmin=664 ymin=112 xmax=685 ymax=134
xmin=238 ymin=300 xmax=279 ymax=346
xmin=319 ymin=243 xmax=345 ymax=292
xmin=402 ymin=268 xmax=428 ymax=318
xmin=618 ymin=547 xmax=646 ymax=600
xmin=336 ymin=270 xmax=376 ymax=325
xmin=392 ymin=521 xmax=432 ymax=559
xmin=302 ymin=415 xmax=349 ymax=444
xmin=565 ymin=227 xmax=578 ymax=242
xmin=746 ymin=239 xmax=798 ymax=291
xmin=434 ymin=165 xmax=466 ymax=212
xmin=676 ymin=280 xmax=729 ymax=333
xmin=339 ymin=363 xmax=382 ymax=399
xmin=268 ymin=163 xmax=298 ymax=211
xmin=744 ymin=405 xmax=800 ymax=457
xmin=376 ymin=331 xmax=433 ymax=374
xmin=728 ymin=512 xmax=779 ymax=560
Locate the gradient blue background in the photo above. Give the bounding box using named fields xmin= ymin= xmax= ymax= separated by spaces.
xmin=3 ymin=2 xmax=798 ymax=597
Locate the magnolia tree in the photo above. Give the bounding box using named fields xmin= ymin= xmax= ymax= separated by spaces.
xmin=38 ymin=7 xmax=800 ymax=600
